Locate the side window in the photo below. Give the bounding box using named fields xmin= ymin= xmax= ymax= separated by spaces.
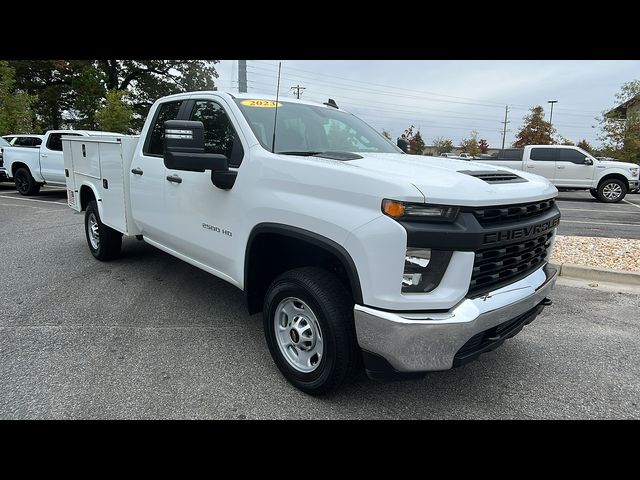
xmin=33 ymin=138 xmax=42 ymax=147
xmin=47 ymin=133 xmax=63 ymax=151
xmin=529 ymin=148 xmax=555 ymax=161
xmin=13 ymin=138 xmax=28 ymax=147
xmin=189 ymin=100 xmax=243 ymax=167
xmin=145 ymin=101 xmax=183 ymax=156
xmin=558 ymin=148 xmax=589 ymax=164
xmin=505 ymin=149 xmax=524 ymax=161
xmin=46 ymin=133 xmax=80 ymax=151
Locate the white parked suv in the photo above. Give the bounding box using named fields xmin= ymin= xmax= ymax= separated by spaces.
xmin=62 ymin=91 xmax=560 ymax=394
xmin=480 ymin=145 xmax=639 ymax=202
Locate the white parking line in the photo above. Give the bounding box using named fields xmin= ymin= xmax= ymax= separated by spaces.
xmin=623 ymin=199 xmax=640 ymax=210
xmin=559 ymin=207 xmax=640 ymax=215
xmin=0 ymin=195 xmax=67 ymax=206
xmin=561 ymin=220 xmax=640 ymax=227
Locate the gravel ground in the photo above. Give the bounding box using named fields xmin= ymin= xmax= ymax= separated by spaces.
xmin=551 ymin=235 xmax=640 ymax=272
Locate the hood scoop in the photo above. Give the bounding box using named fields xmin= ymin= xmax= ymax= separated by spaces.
xmin=314 ymin=151 xmax=363 ymax=161
xmin=457 ymin=169 xmax=527 ymax=184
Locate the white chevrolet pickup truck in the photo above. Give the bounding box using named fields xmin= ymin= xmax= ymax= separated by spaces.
xmin=3 ymin=130 xmax=118 ymax=195
xmin=480 ymin=145 xmax=639 ymax=202
xmin=63 ymin=91 xmax=560 ymax=394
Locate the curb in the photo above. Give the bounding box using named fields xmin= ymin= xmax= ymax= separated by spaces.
xmin=550 ymin=262 xmax=640 ymax=287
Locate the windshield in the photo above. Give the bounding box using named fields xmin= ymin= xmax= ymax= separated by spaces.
xmin=234 ymin=99 xmax=402 ymax=155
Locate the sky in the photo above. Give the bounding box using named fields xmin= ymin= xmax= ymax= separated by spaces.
xmin=213 ymin=60 xmax=640 ymax=149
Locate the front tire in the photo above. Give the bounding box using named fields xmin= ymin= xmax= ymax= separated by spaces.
xmin=597 ymin=179 xmax=627 ymax=203
xmin=85 ymin=200 xmax=122 ymax=261
xmin=263 ymin=267 xmax=361 ymax=395
xmin=14 ymin=168 xmax=40 ymax=196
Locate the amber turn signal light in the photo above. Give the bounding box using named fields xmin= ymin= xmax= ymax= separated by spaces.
xmin=382 ymin=199 xmax=406 ymax=218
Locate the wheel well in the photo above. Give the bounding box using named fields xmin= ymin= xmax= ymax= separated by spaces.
xmin=598 ymin=174 xmax=629 ymax=190
xmin=244 ymin=228 xmax=362 ymax=315
xmin=11 ymin=162 xmax=28 ymax=177
xmin=79 ymin=185 xmax=95 ymax=211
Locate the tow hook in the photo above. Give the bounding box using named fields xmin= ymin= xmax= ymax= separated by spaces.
xmin=541 ymin=297 xmax=553 ymax=306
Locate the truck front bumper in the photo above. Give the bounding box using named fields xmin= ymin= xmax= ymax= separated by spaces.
xmin=354 ymin=264 xmax=557 ymax=379
xmin=629 ymin=180 xmax=639 ymax=191
xmin=0 ymin=168 xmax=8 ymax=181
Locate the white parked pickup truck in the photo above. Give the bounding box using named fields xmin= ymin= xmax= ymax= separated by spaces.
xmin=3 ymin=130 xmax=119 ymax=195
xmin=479 ymin=145 xmax=640 ymax=203
xmin=63 ymin=91 xmax=560 ymax=394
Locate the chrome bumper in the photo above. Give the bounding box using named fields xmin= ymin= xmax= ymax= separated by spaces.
xmin=354 ymin=264 xmax=558 ymax=373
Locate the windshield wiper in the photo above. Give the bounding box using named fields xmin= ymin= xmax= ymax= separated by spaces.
xmin=277 ymin=151 xmax=322 ymax=156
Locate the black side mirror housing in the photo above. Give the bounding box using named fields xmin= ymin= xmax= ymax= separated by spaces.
xmin=584 ymin=157 xmax=594 ymax=166
xmin=164 ymin=120 xmax=228 ymax=172
xmin=163 ymin=120 xmax=236 ymax=189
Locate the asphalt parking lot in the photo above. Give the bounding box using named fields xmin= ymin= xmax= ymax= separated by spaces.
xmin=556 ymin=190 xmax=640 ymax=239
xmin=1 ymin=185 xmax=639 ymax=419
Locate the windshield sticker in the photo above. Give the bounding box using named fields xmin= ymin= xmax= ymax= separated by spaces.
xmin=241 ymin=99 xmax=282 ymax=108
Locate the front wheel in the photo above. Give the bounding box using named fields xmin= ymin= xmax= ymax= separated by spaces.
xmin=85 ymin=200 xmax=122 ymax=261
xmin=597 ymin=179 xmax=627 ymax=203
xmin=263 ymin=267 xmax=361 ymax=395
xmin=14 ymin=168 xmax=40 ymax=196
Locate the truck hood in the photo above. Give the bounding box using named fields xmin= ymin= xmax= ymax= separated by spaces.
xmin=597 ymin=160 xmax=639 ymax=170
xmin=345 ymin=153 xmax=558 ymax=206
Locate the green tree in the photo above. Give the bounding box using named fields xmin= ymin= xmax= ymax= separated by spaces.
xmin=10 ymin=60 xmax=219 ymax=132
xmin=576 ymin=139 xmax=593 ymax=152
xmin=70 ymin=65 xmax=106 ymax=129
xmin=597 ymin=80 xmax=640 ymax=163
xmin=0 ymin=61 xmax=37 ymax=134
xmin=96 ymin=60 xmax=219 ymax=130
xmin=460 ymin=130 xmax=481 ymax=157
xmin=432 ymin=136 xmax=454 ymax=155
xmin=410 ymin=130 xmax=426 ymax=155
xmin=95 ymin=90 xmax=133 ymax=133
xmin=478 ymin=138 xmax=489 ymax=153
xmin=513 ymin=106 xmax=554 ymax=147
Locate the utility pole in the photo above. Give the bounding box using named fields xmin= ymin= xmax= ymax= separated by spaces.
xmin=290 ymin=84 xmax=306 ymax=99
xmin=501 ymin=105 xmax=510 ymax=149
xmin=238 ymin=60 xmax=247 ymax=93
xmin=548 ymin=100 xmax=558 ymax=141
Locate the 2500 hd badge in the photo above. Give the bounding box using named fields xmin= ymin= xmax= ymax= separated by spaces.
xmin=202 ymin=223 xmax=233 ymax=237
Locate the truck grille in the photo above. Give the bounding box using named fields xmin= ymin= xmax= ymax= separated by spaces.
xmin=471 ymin=198 xmax=556 ymax=226
xmin=468 ymin=230 xmax=554 ymax=296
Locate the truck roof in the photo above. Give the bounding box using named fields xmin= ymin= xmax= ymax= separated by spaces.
xmin=158 ymin=90 xmax=346 ymax=112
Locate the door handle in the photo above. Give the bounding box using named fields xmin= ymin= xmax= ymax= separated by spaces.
xmin=41 ymin=154 xmax=48 ymax=158
xmin=557 ymin=165 xmax=565 ymax=169
xmin=131 ymin=168 xmax=143 ymax=175
xmin=526 ymin=164 xmax=535 ymax=168
xmin=166 ymin=175 xmax=182 ymax=184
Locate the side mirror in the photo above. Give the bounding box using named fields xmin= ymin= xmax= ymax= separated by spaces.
xmin=163 ymin=120 xmax=236 ymax=189
xmin=584 ymin=157 xmax=594 ymax=166
xmin=163 ymin=120 xmax=227 ymax=172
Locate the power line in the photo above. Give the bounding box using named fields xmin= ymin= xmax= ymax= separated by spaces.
xmin=290 ymin=84 xmax=306 ymax=99
xmin=501 ymin=106 xmax=510 ymax=149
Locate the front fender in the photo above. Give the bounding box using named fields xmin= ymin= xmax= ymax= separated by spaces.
xmin=595 ymin=168 xmax=634 ymax=186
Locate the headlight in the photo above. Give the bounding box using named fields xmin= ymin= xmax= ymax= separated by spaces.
xmin=402 ymin=248 xmax=453 ymax=293
xmin=630 ymin=167 xmax=639 ymax=177
xmin=382 ymin=199 xmax=459 ymax=222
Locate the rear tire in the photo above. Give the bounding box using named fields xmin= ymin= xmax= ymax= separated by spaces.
xmin=14 ymin=168 xmax=40 ymax=196
xmin=263 ymin=267 xmax=361 ymax=395
xmin=597 ymin=179 xmax=627 ymax=203
xmin=85 ymin=200 xmax=122 ymax=261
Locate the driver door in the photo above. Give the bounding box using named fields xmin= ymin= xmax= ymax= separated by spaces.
xmin=163 ymin=98 xmax=246 ymax=277
xmin=554 ymin=148 xmax=595 ymax=188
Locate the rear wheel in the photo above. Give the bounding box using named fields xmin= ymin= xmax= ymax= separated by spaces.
xmin=14 ymin=168 xmax=40 ymax=196
xmin=85 ymin=200 xmax=122 ymax=260
xmin=597 ymin=179 xmax=627 ymax=203
xmin=263 ymin=267 xmax=361 ymax=395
